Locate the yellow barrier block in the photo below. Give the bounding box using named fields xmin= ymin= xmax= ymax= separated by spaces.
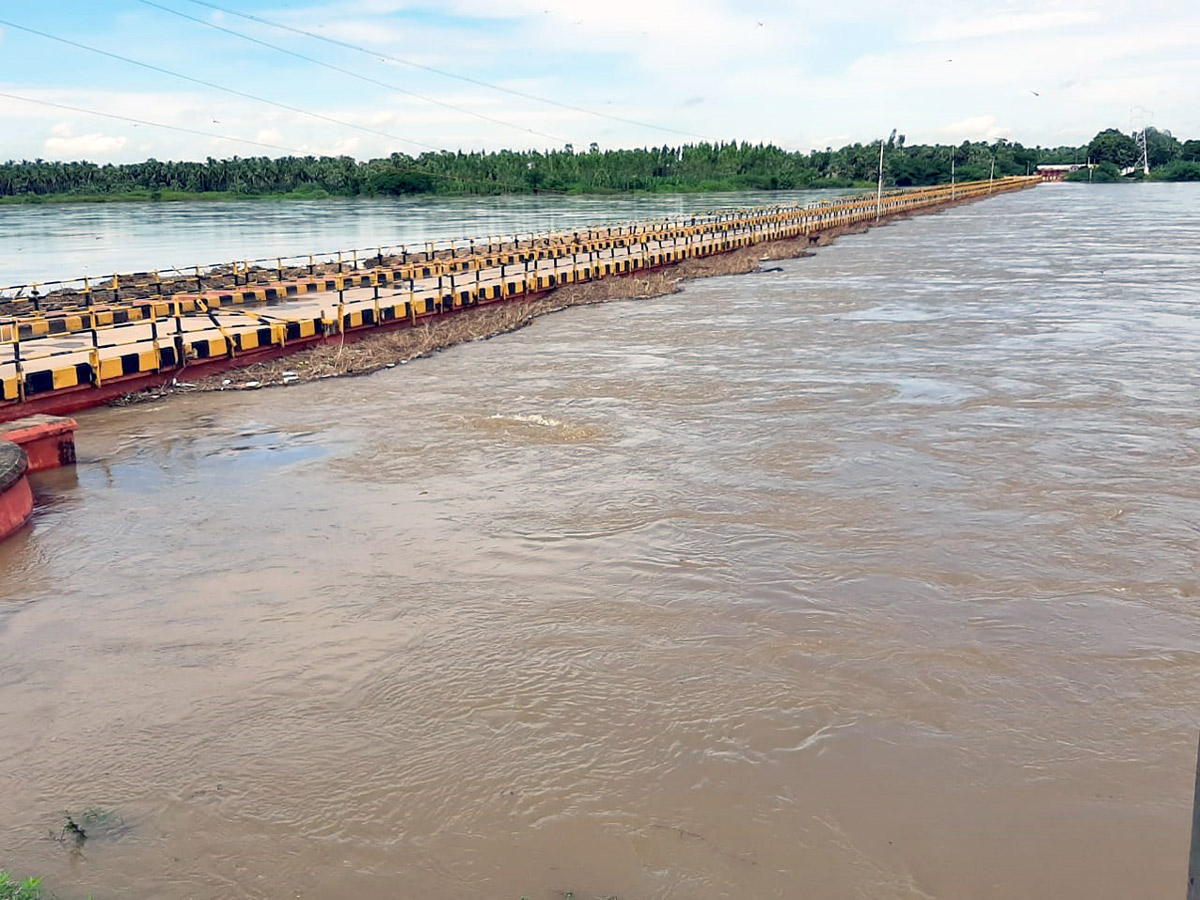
xmin=0 ymin=182 xmax=1041 ymax=345
xmin=99 ymin=358 xmax=124 ymax=381
xmin=52 ymin=366 xmax=80 ymax=390
xmin=190 ymin=337 xmax=225 ymax=358
xmin=1 ymin=374 xmax=17 ymax=401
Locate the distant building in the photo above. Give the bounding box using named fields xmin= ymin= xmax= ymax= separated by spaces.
xmin=1036 ymin=163 xmax=1089 ymax=181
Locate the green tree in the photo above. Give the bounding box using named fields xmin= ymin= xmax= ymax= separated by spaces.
xmin=1066 ymin=161 xmax=1123 ymax=183
xmin=1181 ymin=140 xmax=1200 ymax=162
xmin=1088 ymin=129 xmax=1139 ymax=168
xmin=367 ymin=169 xmax=434 ymax=194
xmin=1149 ymin=160 xmax=1200 ymax=182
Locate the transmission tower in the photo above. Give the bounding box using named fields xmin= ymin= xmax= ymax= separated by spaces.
xmin=1131 ymin=106 xmax=1152 ymax=174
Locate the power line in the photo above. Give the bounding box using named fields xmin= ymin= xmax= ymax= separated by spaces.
xmin=178 ymin=0 xmax=714 ymax=143
xmin=0 ymin=16 xmax=573 ymax=193
xmin=135 ymin=0 xmax=572 ymax=146
xmin=0 ymin=90 xmax=310 ymax=155
xmin=0 ymin=90 xmax=565 ymax=194
xmin=0 ymin=17 xmax=444 ymax=154
xmin=0 ymin=91 xmax=564 ymax=194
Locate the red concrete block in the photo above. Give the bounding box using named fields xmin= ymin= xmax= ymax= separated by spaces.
xmin=0 ymin=440 xmax=33 ymax=542
xmin=0 ymin=414 xmax=78 ymax=473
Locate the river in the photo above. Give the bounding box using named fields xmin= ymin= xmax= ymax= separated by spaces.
xmin=1 ymin=183 xmax=1198 ymax=899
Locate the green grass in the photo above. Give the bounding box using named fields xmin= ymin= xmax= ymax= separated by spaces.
xmin=1149 ymin=160 xmax=1200 ymax=181
xmin=0 ymin=871 xmax=45 ymax=900
xmin=1064 ymin=161 xmax=1125 ymax=183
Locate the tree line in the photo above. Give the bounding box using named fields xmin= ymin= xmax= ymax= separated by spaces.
xmin=1064 ymin=127 xmax=1200 ymax=182
xmin=1 ymin=129 xmax=1196 ymax=200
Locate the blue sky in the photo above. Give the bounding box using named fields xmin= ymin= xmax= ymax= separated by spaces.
xmin=1 ymin=0 xmax=1197 ymax=162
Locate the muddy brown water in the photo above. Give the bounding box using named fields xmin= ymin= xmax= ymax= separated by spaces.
xmin=2 ymin=183 xmax=1200 ymax=899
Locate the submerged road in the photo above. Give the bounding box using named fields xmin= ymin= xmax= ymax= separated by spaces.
xmin=0 ymin=178 xmax=1036 ymax=414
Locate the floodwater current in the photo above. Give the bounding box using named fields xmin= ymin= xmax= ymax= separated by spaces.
xmin=1 ymin=183 xmax=1199 ymax=899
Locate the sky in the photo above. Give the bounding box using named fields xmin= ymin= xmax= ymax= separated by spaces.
xmin=0 ymin=0 xmax=1197 ymax=163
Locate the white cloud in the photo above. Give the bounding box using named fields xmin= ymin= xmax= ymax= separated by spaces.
xmin=43 ymin=122 xmax=128 ymax=157
xmin=939 ymin=115 xmax=1011 ymax=142
xmin=915 ymin=9 xmax=1104 ymax=43
xmin=2 ymin=0 xmax=1200 ymax=161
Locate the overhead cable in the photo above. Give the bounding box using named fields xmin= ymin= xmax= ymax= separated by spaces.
xmin=179 ymin=0 xmax=714 ymax=143
xmin=0 ymin=17 xmax=445 ymax=153
xmin=135 ymin=0 xmax=572 ymax=145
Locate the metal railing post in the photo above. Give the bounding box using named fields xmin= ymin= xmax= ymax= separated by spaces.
xmin=90 ymin=325 xmax=102 ymax=387
xmin=13 ymin=337 xmax=25 ymax=403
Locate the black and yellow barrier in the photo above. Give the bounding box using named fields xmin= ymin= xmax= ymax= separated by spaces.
xmin=2 ymin=177 xmax=1034 ymax=333
xmin=1 ymin=177 xmax=1039 ymax=411
xmin=23 ymin=362 xmax=94 ymax=396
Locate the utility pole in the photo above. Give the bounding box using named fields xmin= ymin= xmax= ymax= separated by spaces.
xmin=950 ymin=155 xmax=956 ymax=199
xmin=876 ymin=128 xmax=895 ymax=221
xmin=989 ymin=155 xmax=995 ymax=193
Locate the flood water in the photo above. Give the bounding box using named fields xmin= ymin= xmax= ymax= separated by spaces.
xmin=2 ymin=183 xmax=1199 ymax=899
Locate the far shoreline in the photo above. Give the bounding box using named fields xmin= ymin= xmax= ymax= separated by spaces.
xmin=0 ymin=182 xmax=877 ymax=207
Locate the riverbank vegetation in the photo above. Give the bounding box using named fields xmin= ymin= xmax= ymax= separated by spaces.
xmin=0 ymin=871 xmax=45 ymax=900
xmin=1064 ymin=127 xmax=1200 ymax=182
xmin=1065 ymin=161 xmax=1124 ymax=183
xmin=2 ymin=128 xmax=1196 ymax=203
